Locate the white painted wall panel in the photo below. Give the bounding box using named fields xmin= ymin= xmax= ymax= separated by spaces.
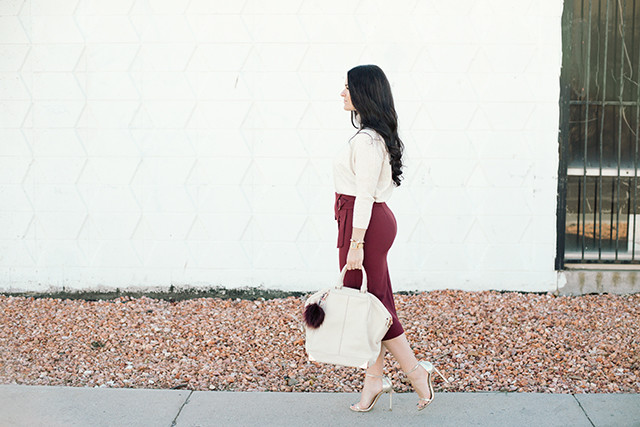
xmin=0 ymin=0 xmax=563 ymax=293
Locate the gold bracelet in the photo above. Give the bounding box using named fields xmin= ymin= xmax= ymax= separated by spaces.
xmin=349 ymin=239 xmax=364 ymax=249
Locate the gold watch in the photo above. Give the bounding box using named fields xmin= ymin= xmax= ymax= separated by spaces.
xmin=349 ymin=239 xmax=364 ymax=249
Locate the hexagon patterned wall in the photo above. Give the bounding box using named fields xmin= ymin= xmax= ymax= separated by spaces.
xmin=0 ymin=0 xmax=563 ymax=293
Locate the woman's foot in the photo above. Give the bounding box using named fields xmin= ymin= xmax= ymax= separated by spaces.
xmin=405 ymin=362 xmax=432 ymax=407
xmin=405 ymin=361 xmax=449 ymax=411
xmin=350 ymin=374 xmax=393 ymax=412
xmin=351 ymin=374 xmax=382 ymax=411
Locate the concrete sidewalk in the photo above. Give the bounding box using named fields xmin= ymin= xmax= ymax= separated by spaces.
xmin=0 ymin=385 xmax=638 ymax=427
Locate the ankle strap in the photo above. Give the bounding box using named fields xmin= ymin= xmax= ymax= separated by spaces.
xmin=404 ymin=363 xmax=420 ymax=375
xmin=366 ymin=373 xmax=384 ymax=379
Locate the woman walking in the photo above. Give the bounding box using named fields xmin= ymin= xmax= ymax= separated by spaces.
xmin=334 ymin=65 xmax=447 ymax=412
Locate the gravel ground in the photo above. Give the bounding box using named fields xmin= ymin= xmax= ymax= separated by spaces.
xmin=0 ymin=291 xmax=638 ymax=394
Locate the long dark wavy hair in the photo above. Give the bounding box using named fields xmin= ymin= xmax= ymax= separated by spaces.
xmin=347 ymin=65 xmax=404 ymax=186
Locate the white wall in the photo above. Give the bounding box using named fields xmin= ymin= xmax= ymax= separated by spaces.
xmin=0 ymin=0 xmax=563 ymax=293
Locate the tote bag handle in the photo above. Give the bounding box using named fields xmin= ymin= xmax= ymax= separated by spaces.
xmin=336 ymin=266 xmax=368 ymax=293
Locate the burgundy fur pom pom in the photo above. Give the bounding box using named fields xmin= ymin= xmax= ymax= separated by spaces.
xmin=303 ymin=302 xmax=325 ymax=329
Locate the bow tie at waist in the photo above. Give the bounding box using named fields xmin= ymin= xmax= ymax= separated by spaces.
xmin=334 ymin=193 xmax=355 ymax=218
xmin=334 ymin=193 xmax=356 ymax=248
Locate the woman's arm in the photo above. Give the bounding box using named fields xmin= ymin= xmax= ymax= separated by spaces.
xmin=351 ymin=133 xmax=384 ymax=231
xmin=346 ymin=132 xmax=384 ymax=270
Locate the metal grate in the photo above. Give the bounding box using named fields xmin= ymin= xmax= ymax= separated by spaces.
xmin=557 ymin=0 xmax=640 ymax=267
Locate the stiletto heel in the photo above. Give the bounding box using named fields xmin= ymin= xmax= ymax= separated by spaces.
xmin=432 ymin=365 xmax=448 ymax=384
xmin=405 ymin=361 xmax=449 ymax=411
xmin=350 ymin=374 xmax=393 ymax=412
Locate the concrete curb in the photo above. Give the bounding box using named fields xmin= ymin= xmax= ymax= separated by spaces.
xmin=0 ymin=385 xmax=638 ymax=427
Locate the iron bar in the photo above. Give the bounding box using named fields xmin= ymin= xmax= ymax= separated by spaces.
xmin=599 ymin=0 xmax=612 ymax=260
xmin=633 ymin=0 xmax=639 ymax=260
xmin=582 ymin=0 xmax=594 ymax=261
xmin=610 ymin=178 xmax=615 ymax=251
xmin=570 ymin=100 xmax=640 ymax=105
xmin=575 ymin=178 xmax=581 ymax=251
xmin=595 ymin=178 xmax=601 ymax=257
xmin=615 ymin=0 xmax=627 ymax=260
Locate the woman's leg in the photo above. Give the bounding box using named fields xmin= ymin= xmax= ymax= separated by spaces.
xmin=351 ymin=347 xmax=385 ymax=409
xmin=383 ymin=333 xmax=431 ymax=401
xmin=354 ymin=333 xmax=433 ymax=408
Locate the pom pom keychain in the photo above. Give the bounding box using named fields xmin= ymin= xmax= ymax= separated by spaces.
xmin=303 ymin=292 xmax=328 ymax=329
xmin=303 ymin=303 xmax=325 ymax=328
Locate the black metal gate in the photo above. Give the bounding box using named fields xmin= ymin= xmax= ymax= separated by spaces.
xmin=557 ymin=0 xmax=640 ymax=268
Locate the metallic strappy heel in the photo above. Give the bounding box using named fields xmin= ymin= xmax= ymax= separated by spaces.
xmin=349 ymin=373 xmax=393 ymax=412
xmin=405 ymin=361 xmax=449 ymax=411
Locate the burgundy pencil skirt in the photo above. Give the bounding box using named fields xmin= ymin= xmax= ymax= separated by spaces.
xmin=334 ymin=193 xmax=405 ymax=341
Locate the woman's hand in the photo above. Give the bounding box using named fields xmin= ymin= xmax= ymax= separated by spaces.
xmin=347 ymin=227 xmax=366 ymax=270
xmin=346 ymin=247 xmax=364 ymax=270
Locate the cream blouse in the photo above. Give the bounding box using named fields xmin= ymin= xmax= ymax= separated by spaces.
xmin=333 ymin=128 xmax=394 ymax=229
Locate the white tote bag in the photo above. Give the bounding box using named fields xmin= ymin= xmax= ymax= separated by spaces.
xmin=304 ymin=267 xmax=393 ymax=369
